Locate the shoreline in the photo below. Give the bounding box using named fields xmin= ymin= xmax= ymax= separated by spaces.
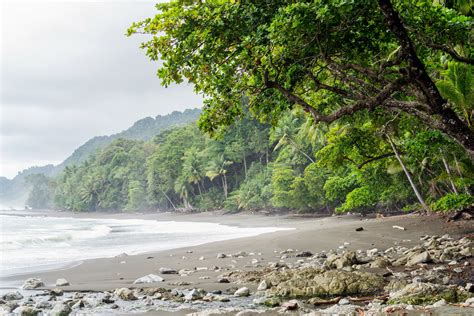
xmin=2 ymin=210 xmax=471 ymax=292
xmin=0 ymin=210 xmax=297 ymax=285
xmin=1 ymin=210 xmax=472 ymax=315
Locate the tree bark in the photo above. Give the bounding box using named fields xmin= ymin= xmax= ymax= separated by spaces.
xmin=386 ymin=134 xmax=430 ymax=212
xmin=378 ymin=0 xmax=474 ymax=157
xmin=440 ymin=151 xmax=458 ymax=195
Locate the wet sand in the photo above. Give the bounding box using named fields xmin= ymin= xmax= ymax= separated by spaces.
xmin=2 ymin=210 xmax=472 ymax=294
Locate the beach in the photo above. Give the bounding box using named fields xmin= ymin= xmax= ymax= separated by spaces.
xmin=1 ymin=211 xmax=473 ymax=315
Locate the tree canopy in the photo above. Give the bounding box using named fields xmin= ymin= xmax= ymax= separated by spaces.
xmin=128 ymin=0 xmax=473 ymax=157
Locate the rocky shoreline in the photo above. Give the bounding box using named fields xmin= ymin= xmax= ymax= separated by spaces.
xmin=1 ymin=233 xmax=473 ymax=315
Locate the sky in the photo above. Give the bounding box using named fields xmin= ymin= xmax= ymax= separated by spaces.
xmin=0 ymin=0 xmax=202 ymax=179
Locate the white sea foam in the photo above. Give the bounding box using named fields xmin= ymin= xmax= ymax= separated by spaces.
xmin=0 ymin=214 xmax=291 ymax=277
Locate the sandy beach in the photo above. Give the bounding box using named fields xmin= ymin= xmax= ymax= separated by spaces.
xmin=2 ymin=210 xmax=472 ymax=295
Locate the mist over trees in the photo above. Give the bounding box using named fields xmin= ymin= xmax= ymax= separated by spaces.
xmin=29 ymin=109 xmax=473 ymax=213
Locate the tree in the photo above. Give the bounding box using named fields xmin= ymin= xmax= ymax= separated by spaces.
xmin=26 ymin=174 xmax=54 ymax=209
xmin=129 ymin=0 xmax=473 ymax=157
xmin=205 ymin=154 xmax=232 ymax=199
xmin=437 ymin=62 xmax=474 ymax=126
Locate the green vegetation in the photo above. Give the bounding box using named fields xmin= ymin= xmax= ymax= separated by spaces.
xmin=25 ymin=0 xmax=473 ymax=213
xmin=28 ymin=110 xmax=473 ymax=213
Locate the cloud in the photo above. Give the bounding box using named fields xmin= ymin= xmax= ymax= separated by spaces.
xmin=0 ymin=0 xmax=203 ymax=178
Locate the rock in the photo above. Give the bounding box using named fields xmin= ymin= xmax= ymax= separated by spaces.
xmin=393 ymin=225 xmax=406 ymax=230
xmin=370 ymin=257 xmax=391 ymax=268
xmin=338 ymin=298 xmax=350 ymax=305
xmin=215 ymin=295 xmax=230 ymax=302
xmin=389 ymin=282 xmax=470 ymax=305
xmin=355 ymin=227 xmax=364 ymax=231
xmin=184 ymin=289 xmax=202 ymax=301
xmin=217 ymin=277 xmax=230 ymax=283
xmin=253 ymin=297 xmax=280 ymax=307
xmin=233 ymin=251 xmax=247 ymax=257
xmin=463 ymin=297 xmax=474 ymax=307
xmin=266 ymin=268 xmax=385 ymax=298
xmin=296 ymin=251 xmax=313 ymax=258
xmin=432 ymin=299 xmax=447 ymax=308
xmin=281 ymin=299 xmax=299 ymax=310
xmin=50 ymin=288 xmax=63 ymax=296
xmin=406 ymin=252 xmax=431 ymax=266
xmin=251 ymin=258 xmax=259 ymax=264
xmin=21 ymin=278 xmax=44 ymax=290
xmin=50 ymin=302 xmax=72 ymax=316
xmin=326 ymin=250 xmax=358 ymax=269
xmin=320 ymin=304 xmax=362 ymax=315
xmin=466 ymin=283 xmax=474 ymax=293
xmin=1 ymin=291 xmax=23 ymax=301
xmin=55 ymin=278 xmax=70 ymax=286
xmin=367 ymin=248 xmax=379 ymax=257
xmin=234 ymin=287 xmax=250 ymax=297
xmin=257 ymin=280 xmax=269 ymax=291
xmin=14 ymin=306 xmax=39 ymax=316
xmin=159 ymin=267 xmax=178 ymax=274
xmin=133 ymin=274 xmax=164 ymax=284
xmin=114 ymin=288 xmax=137 ymax=300
xmin=216 ymin=253 xmax=227 ymax=259
xmin=0 ymin=302 xmax=18 ymax=313
xmin=35 ymin=301 xmax=52 ymax=309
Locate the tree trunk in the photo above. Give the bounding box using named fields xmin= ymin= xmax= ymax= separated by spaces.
xmin=197 ymin=181 xmax=203 ymax=199
xmin=440 ymin=151 xmax=458 ymax=195
xmin=454 ymin=156 xmax=470 ymax=194
xmin=159 ymin=187 xmax=176 ymax=211
xmin=386 ymin=134 xmax=430 ymax=212
xmin=378 ymin=0 xmax=474 ymax=158
xmin=243 ymin=154 xmax=247 ymax=179
xmin=222 ymin=174 xmax=228 ymax=199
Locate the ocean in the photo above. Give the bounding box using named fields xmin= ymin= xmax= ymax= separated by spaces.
xmin=0 ymin=212 xmax=287 ymax=277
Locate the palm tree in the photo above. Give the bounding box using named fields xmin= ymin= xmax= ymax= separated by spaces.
xmin=181 ymin=148 xmax=205 ymax=198
xmin=271 ymin=115 xmax=315 ymax=163
xmin=205 ymin=154 xmax=232 ymax=198
xmin=174 ymin=176 xmax=192 ymax=209
xmin=437 ymin=62 xmax=473 ymax=126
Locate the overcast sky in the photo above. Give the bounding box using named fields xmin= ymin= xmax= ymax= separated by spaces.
xmin=0 ymin=0 xmax=202 ymax=179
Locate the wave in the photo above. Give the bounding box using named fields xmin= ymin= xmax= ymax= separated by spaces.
xmin=0 ymin=223 xmax=112 ymax=248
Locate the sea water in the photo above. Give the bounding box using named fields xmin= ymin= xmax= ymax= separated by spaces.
xmin=0 ymin=212 xmax=289 ymax=277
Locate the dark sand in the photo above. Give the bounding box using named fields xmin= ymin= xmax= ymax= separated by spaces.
xmin=2 ymin=211 xmax=472 ymax=294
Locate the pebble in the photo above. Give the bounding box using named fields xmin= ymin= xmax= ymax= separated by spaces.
xmin=159 ymin=267 xmax=178 ymax=274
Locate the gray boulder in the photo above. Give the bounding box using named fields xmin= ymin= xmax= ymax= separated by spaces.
xmin=133 ymin=274 xmax=164 ymax=284
xmin=159 ymin=267 xmax=178 ymax=274
xmin=234 ymin=287 xmax=250 ymax=297
xmin=55 ymin=278 xmax=70 ymax=287
xmin=114 ymin=288 xmax=137 ymax=301
xmin=21 ymin=278 xmax=44 ymax=290
xmin=1 ymin=291 xmax=23 ymax=301
xmin=13 ymin=306 xmax=39 ymax=316
xmin=50 ymin=302 xmax=72 ymax=316
xmin=406 ymin=252 xmax=431 ymax=266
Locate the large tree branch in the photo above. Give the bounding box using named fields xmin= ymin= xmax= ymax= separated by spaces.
xmin=378 ymin=0 xmax=474 ymax=157
xmin=426 ymin=43 xmax=474 ymax=65
xmin=358 ymin=153 xmax=396 ymax=169
xmin=265 ymin=68 xmax=406 ymax=124
xmin=306 ymin=71 xmax=357 ymax=100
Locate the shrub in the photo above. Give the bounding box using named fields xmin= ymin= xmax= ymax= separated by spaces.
xmin=431 ymin=193 xmax=473 ymax=212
